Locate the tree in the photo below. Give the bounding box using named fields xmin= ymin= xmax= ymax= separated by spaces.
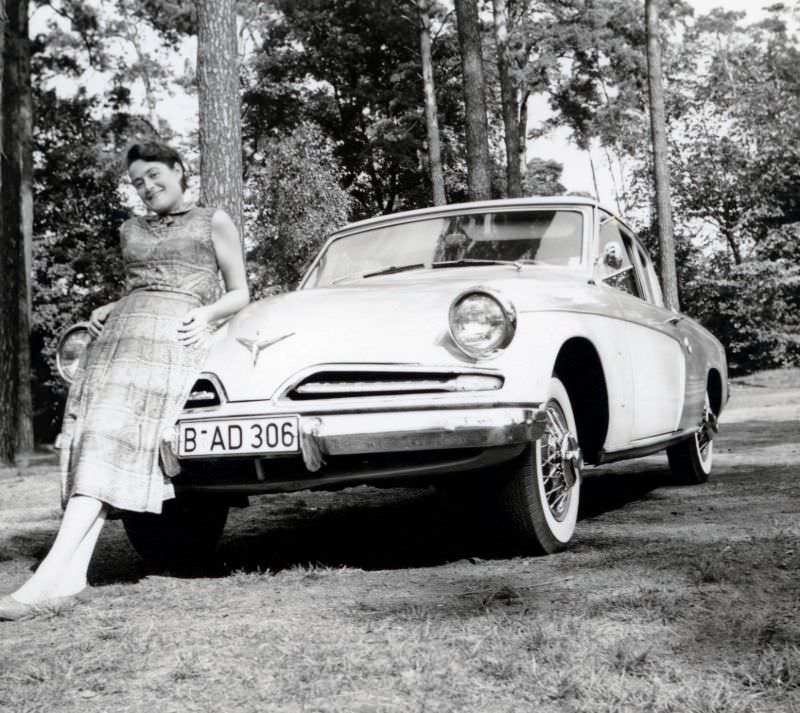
xmin=243 ymin=0 xmax=465 ymax=217
xmin=245 ymin=123 xmax=350 ymax=295
xmin=667 ymin=6 xmax=800 ymax=264
xmin=197 ymin=0 xmax=244 ymax=236
xmin=453 ymin=0 xmax=491 ymax=200
xmin=4 ymin=0 xmax=34 ymax=454
xmin=0 ymin=1 xmax=14 ymax=464
xmin=491 ymin=0 xmax=521 ymax=197
xmin=645 ymin=0 xmax=679 ymax=310
xmin=416 ymin=0 xmax=446 ymax=205
xmin=523 ymin=157 xmax=565 ymax=196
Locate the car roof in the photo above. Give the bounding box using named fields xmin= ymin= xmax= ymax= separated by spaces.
xmin=332 ymin=196 xmax=620 ymax=237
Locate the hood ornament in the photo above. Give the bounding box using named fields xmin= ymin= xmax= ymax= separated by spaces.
xmin=236 ymin=330 xmax=295 ymax=366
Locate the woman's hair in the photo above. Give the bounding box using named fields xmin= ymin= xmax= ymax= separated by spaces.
xmin=126 ymin=141 xmax=188 ymax=191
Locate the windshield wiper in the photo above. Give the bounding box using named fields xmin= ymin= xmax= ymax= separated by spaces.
xmin=329 ymin=263 xmax=427 ymax=286
xmin=362 ymin=263 xmax=427 ymax=278
xmin=432 ymin=258 xmax=525 ymax=270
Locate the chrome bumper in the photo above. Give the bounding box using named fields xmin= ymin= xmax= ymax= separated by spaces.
xmin=166 ymin=407 xmax=546 ymax=474
xmin=298 ymin=407 xmax=545 ymax=471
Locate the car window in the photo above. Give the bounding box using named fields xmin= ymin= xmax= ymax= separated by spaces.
xmin=597 ymin=216 xmax=642 ymax=299
xmin=307 ymin=210 xmax=584 ymax=287
xmin=633 ymin=242 xmax=665 ymax=307
xmin=435 ymin=211 xmax=583 ymax=266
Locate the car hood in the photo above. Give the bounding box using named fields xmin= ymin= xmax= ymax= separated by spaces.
xmin=204 ymin=265 xmax=602 ymax=401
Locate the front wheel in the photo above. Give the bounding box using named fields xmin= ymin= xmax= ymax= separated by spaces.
xmin=121 ymin=496 xmax=229 ymax=567
xmin=667 ymin=391 xmax=716 ymax=484
xmin=496 ymin=377 xmax=582 ymax=554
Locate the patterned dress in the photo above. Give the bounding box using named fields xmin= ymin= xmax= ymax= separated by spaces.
xmin=59 ymin=206 xmax=221 ymax=514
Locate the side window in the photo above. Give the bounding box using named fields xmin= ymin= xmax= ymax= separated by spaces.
xmin=598 ymin=217 xmax=642 ymax=299
xmin=633 ymin=243 xmax=665 ymax=307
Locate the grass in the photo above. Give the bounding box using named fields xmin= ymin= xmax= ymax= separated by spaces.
xmin=730 ymin=367 xmax=800 ymax=390
xmin=1 ymin=372 xmax=799 ymax=712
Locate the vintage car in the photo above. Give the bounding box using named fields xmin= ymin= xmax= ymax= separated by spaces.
xmin=57 ymin=197 xmax=728 ymax=563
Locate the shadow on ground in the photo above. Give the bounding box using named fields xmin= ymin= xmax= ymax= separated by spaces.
xmin=169 ymin=461 xmax=673 ymax=576
xmin=8 ymin=418 xmax=781 ymax=584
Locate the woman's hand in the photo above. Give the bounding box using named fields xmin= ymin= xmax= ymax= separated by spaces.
xmin=88 ymin=302 xmax=116 ymax=337
xmin=178 ymin=307 xmax=213 ymax=347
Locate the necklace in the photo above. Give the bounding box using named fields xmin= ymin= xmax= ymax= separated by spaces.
xmin=146 ymin=204 xmax=195 ymax=226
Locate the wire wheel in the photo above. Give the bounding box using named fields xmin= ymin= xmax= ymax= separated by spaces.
xmin=668 ymin=389 xmax=716 ymax=484
xmin=498 ymin=377 xmax=582 ymax=554
xmin=539 ymin=401 xmax=581 ymax=522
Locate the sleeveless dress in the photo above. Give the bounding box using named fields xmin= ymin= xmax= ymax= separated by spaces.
xmin=58 ymin=206 xmax=221 ymax=514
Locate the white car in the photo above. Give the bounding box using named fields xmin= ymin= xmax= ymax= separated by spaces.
xmin=59 ymin=197 xmax=728 ymax=563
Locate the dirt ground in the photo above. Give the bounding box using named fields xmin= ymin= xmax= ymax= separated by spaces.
xmin=0 ymin=369 xmax=798 ymax=712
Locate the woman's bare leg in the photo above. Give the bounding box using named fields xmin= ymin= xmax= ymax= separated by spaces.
xmin=11 ymin=495 xmax=107 ymax=602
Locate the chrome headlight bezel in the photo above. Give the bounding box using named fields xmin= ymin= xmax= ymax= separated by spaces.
xmin=56 ymin=322 xmax=92 ymax=384
xmin=448 ymin=287 xmax=517 ymax=360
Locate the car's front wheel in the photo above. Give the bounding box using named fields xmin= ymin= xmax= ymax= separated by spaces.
xmin=667 ymin=391 xmax=716 ymax=484
xmin=497 ymin=377 xmax=582 ymax=554
xmin=121 ymin=496 xmax=229 ymax=567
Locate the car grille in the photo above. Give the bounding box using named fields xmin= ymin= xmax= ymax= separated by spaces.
xmin=285 ymin=370 xmax=503 ymax=401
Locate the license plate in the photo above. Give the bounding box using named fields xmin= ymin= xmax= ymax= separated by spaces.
xmin=178 ymin=416 xmax=300 ymax=457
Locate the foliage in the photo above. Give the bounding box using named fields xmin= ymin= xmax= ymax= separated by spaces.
xmin=30 ymin=88 xmax=135 ymax=439
xmin=523 ymin=157 xmax=565 ymax=196
xmin=242 ymin=0 xmax=466 ymax=218
xmin=666 ymin=6 xmax=800 ymax=263
xmin=684 ymin=258 xmax=800 ymax=375
xmin=244 ymin=123 xmax=351 ymax=295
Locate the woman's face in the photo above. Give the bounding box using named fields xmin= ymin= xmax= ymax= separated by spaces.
xmin=128 ymin=159 xmax=184 ymax=214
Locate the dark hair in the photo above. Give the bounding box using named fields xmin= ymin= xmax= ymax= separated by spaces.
xmin=126 ymin=141 xmax=188 ymax=191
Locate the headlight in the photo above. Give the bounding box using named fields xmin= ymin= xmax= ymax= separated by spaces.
xmin=449 ymin=288 xmax=516 ymax=359
xmin=56 ymin=323 xmax=92 ymax=384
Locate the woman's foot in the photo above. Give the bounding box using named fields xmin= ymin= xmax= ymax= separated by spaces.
xmin=0 ymin=587 xmax=92 ymax=622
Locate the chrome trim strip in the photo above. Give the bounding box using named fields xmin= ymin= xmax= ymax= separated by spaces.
xmin=276 ymin=363 xmax=504 ymax=402
xmin=293 ymin=375 xmax=503 ymax=396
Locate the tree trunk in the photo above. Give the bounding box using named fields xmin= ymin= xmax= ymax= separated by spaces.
xmin=0 ymin=1 xmax=17 ymax=464
xmin=492 ymin=0 xmax=521 ymax=197
xmin=645 ymin=0 xmax=680 ymax=311
xmin=454 ymin=0 xmax=491 ymax=201
xmin=518 ymin=89 xmax=528 ymax=189
xmin=7 ymin=0 xmax=33 ymax=454
xmin=197 ymin=0 xmax=244 ymax=243
xmin=417 ymin=0 xmax=446 ymax=206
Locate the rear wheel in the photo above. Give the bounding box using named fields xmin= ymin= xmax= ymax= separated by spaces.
xmin=667 ymin=391 xmax=716 ymax=484
xmin=497 ymin=377 xmax=582 ymax=554
xmin=121 ymin=496 xmax=229 ymax=567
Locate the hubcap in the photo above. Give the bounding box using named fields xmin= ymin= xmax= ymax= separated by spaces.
xmin=541 ymin=404 xmax=582 ymax=521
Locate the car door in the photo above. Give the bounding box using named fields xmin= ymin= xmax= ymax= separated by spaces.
xmin=597 ymin=215 xmax=686 ymax=441
xmin=629 ymin=242 xmax=708 ymax=432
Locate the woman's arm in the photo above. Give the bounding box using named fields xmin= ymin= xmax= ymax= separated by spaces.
xmin=88 ymin=300 xmax=120 ymax=337
xmin=178 ymin=209 xmax=250 ymax=346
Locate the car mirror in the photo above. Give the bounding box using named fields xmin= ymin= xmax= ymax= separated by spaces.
xmin=602 ymin=241 xmax=624 ymax=269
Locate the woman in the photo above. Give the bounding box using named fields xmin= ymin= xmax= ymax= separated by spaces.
xmin=0 ymin=141 xmax=249 ymax=621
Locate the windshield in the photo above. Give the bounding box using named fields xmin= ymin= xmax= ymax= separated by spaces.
xmin=305 ymin=209 xmax=584 ymax=288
